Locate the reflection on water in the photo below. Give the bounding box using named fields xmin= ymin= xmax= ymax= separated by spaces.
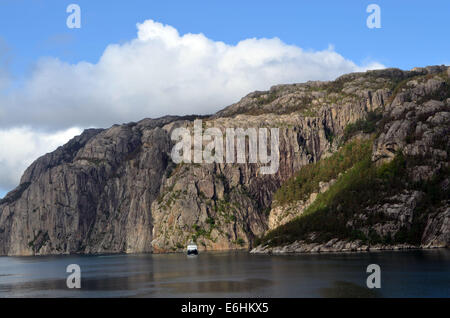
xmin=319 ymin=281 xmax=380 ymax=298
xmin=0 ymin=249 xmax=449 ymax=298
xmin=162 ymin=278 xmax=273 ymax=294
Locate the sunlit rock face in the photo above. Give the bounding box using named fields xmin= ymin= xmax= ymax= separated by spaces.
xmin=1 ymin=65 xmax=449 ymax=255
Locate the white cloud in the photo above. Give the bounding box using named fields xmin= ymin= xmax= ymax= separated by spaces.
xmin=0 ymin=127 xmax=82 ymax=191
xmin=0 ymin=19 xmax=385 ymax=193
xmin=0 ymin=20 xmax=384 ymax=130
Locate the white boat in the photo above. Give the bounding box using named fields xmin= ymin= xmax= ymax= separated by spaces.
xmin=187 ymin=243 xmax=198 ymax=256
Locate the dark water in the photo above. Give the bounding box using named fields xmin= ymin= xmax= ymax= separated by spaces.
xmin=0 ymin=249 xmax=449 ymax=298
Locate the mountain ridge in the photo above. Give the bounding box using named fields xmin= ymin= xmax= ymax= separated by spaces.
xmin=0 ymin=65 xmax=448 ymax=256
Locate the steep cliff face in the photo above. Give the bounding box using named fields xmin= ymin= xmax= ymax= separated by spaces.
xmin=253 ymin=66 xmax=450 ymax=253
xmin=0 ymin=66 xmax=448 ymax=255
xmin=0 ymin=117 xmax=181 ymax=255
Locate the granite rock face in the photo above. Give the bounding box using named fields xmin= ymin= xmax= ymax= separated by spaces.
xmin=1 ymin=66 xmax=449 ymax=255
xmin=254 ymin=66 xmax=450 ymax=253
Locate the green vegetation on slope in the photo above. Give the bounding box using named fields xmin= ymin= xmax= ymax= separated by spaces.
xmin=257 ymin=151 xmax=402 ymax=246
xmin=273 ymin=139 xmax=372 ymax=206
xmin=258 ymin=148 xmax=449 ymax=247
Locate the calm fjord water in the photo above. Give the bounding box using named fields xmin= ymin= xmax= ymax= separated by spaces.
xmin=0 ymin=250 xmax=448 ymax=298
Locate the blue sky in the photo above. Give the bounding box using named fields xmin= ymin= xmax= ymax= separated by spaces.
xmin=1 ymin=0 xmax=449 ymax=78
xmin=0 ymin=0 xmax=449 ymax=198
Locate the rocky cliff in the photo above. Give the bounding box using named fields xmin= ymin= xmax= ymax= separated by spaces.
xmin=252 ymin=66 xmax=450 ymax=253
xmin=0 ymin=65 xmax=448 ymax=255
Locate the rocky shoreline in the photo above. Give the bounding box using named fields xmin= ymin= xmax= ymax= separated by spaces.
xmin=1 ymin=243 xmax=447 ymax=257
xmin=250 ymin=239 xmax=448 ymax=254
